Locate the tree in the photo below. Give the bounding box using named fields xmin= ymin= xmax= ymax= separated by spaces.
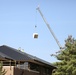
xmin=0 ymin=62 xmax=6 ymax=75
xmin=52 ymin=35 xmax=76 ymax=75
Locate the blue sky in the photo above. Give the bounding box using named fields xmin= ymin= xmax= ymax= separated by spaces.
xmin=0 ymin=0 xmax=76 ymax=63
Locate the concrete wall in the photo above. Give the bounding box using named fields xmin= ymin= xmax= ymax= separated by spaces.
xmin=3 ymin=66 xmax=14 ymax=75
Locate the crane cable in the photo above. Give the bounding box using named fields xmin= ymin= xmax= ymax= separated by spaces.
xmin=35 ymin=9 xmax=37 ymax=31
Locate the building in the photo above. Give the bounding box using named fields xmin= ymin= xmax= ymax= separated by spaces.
xmin=0 ymin=45 xmax=56 ymax=75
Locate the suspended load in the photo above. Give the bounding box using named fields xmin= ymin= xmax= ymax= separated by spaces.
xmin=33 ymin=33 xmax=38 ymax=38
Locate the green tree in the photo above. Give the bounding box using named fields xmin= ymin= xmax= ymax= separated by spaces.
xmin=0 ymin=62 xmax=6 ymax=75
xmin=52 ymin=35 xmax=76 ymax=75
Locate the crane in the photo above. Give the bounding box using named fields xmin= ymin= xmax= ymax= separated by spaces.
xmin=36 ymin=6 xmax=64 ymax=50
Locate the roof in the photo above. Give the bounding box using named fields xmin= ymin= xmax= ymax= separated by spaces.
xmin=0 ymin=45 xmax=32 ymax=61
xmin=0 ymin=51 xmax=12 ymax=60
xmin=0 ymin=45 xmax=56 ymax=69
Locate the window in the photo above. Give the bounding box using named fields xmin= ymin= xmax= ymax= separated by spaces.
xmin=46 ymin=68 xmax=50 ymax=74
xmin=43 ymin=67 xmax=50 ymax=75
xmin=30 ymin=63 xmax=39 ymax=72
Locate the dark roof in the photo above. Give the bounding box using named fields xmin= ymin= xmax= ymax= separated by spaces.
xmin=0 ymin=52 xmax=6 ymax=60
xmin=0 ymin=51 xmax=12 ymax=60
xmin=0 ymin=45 xmax=56 ymax=68
xmin=0 ymin=45 xmax=32 ymax=61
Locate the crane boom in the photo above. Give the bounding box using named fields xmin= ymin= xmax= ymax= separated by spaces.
xmin=36 ymin=7 xmax=62 ymax=49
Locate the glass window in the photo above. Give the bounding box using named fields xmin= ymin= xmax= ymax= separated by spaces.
xmin=30 ymin=63 xmax=39 ymax=72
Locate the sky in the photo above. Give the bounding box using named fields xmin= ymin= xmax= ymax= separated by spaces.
xmin=0 ymin=0 xmax=76 ymax=63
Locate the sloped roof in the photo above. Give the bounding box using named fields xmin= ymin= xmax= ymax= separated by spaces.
xmin=0 ymin=45 xmax=56 ymax=68
xmin=0 ymin=52 xmax=7 ymax=60
xmin=0 ymin=45 xmax=32 ymax=61
xmin=0 ymin=51 xmax=12 ymax=60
